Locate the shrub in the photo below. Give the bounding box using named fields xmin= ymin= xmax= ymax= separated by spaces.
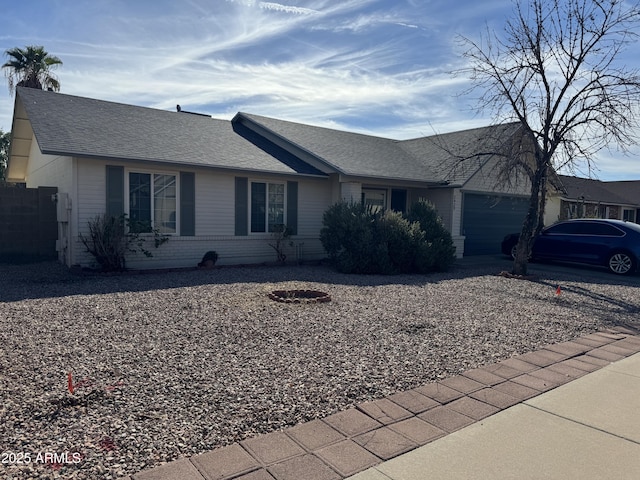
xmin=268 ymin=224 xmax=292 ymax=264
xmin=375 ymin=210 xmax=424 ymax=274
xmin=80 ymin=214 xmax=169 ymax=272
xmin=407 ymin=201 xmax=456 ymax=272
xmin=320 ymin=202 xmax=380 ymax=273
xmin=320 ymin=200 xmax=456 ymax=274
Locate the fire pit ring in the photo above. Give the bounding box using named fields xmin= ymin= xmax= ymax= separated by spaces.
xmin=268 ymin=289 xmax=331 ymax=304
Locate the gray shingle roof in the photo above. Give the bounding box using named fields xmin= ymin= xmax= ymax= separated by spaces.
xmin=558 ymin=175 xmax=637 ymax=205
xmin=17 ymin=88 xmax=529 ymax=186
xmin=240 ymin=112 xmax=523 ymax=185
xmin=17 ymin=88 xmax=323 ymax=176
xmin=398 ymin=123 xmax=523 ymax=185
xmin=237 ymin=113 xmax=443 ymax=183
xmin=602 ymin=180 xmax=640 ymax=205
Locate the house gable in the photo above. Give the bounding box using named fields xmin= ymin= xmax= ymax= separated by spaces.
xmin=236 ymin=112 xmax=443 ymax=184
xmin=398 ymin=123 xmax=525 ymax=186
xmin=11 ymin=88 xmax=325 ymax=178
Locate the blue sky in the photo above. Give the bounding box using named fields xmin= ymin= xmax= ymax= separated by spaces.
xmin=1 ymin=0 xmax=639 ymax=180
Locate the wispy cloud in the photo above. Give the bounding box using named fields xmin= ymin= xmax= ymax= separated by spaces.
xmin=0 ymin=0 xmax=638 ymax=180
xmin=259 ymin=2 xmax=319 ymax=15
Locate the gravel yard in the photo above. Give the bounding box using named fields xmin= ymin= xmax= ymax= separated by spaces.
xmin=1 ymin=260 xmax=638 ymax=479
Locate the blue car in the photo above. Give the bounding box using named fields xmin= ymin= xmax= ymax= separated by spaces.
xmin=501 ymin=219 xmax=640 ymax=275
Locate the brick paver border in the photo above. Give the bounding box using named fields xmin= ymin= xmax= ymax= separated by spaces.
xmin=130 ymin=327 xmax=640 ymax=480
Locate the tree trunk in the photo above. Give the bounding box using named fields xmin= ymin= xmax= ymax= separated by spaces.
xmin=512 ymin=164 xmax=546 ymax=276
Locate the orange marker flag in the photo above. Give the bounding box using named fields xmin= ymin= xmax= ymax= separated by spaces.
xmin=556 ymin=285 xmax=562 ymax=296
xmin=67 ymin=372 xmax=75 ymax=395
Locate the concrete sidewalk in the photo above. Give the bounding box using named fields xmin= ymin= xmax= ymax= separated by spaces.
xmin=349 ymin=348 xmax=640 ymax=480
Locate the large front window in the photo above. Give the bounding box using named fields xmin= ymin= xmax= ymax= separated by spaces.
xmin=128 ymin=172 xmax=176 ymax=234
xmin=251 ymin=182 xmax=285 ymax=232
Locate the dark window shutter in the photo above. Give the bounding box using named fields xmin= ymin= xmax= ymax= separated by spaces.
xmin=287 ymin=181 xmax=298 ymax=235
xmin=235 ymin=177 xmax=248 ymax=236
xmin=250 ymin=182 xmax=266 ymax=233
xmin=180 ymin=172 xmax=195 ymax=236
xmin=106 ymin=165 xmax=124 ymax=217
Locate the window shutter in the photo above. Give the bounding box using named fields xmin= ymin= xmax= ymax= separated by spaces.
xmin=287 ymin=181 xmax=298 ymax=235
xmin=235 ymin=177 xmax=248 ymax=236
xmin=106 ymin=165 xmax=124 ymax=217
xmin=180 ymin=172 xmax=195 ymax=236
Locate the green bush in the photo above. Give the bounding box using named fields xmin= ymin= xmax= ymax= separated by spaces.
xmin=407 ymin=201 xmax=456 ymax=272
xmin=320 ymin=202 xmax=378 ymax=273
xmin=320 ymin=201 xmax=456 ymax=274
xmin=375 ymin=210 xmax=423 ymax=274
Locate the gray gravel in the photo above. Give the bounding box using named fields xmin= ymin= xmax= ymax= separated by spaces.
xmin=0 ymin=260 xmax=638 ymax=479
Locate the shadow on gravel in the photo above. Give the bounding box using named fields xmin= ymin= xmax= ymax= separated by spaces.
xmin=525 ymin=263 xmax=640 ymax=332
xmin=0 ymin=257 xmax=636 ymax=303
xmin=0 ymin=261 xmax=494 ymax=302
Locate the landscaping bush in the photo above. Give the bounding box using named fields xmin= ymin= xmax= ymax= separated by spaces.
xmin=375 ymin=210 xmax=424 ymax=274
xmin=268 ymin=224 xmax=293 ymax=264
xmin=407 ymin=201 xmax=457 ymax=272
xmin=320 ymin=202 xmax=381 ymax=274
xmin=80 ymin=214 xmax=169 ymax=272
xmin=320 ymin=201 xmax=456 ymax=274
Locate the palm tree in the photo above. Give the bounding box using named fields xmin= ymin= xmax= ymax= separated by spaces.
xmin=0 ymin=129 xmax=10 ymax=184
xmin=2 ymin=45 xmax=63 ymax=94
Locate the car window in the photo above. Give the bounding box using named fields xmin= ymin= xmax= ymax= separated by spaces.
xmin=545 ymin=222 xmax=583 ymax=235
xmin=580 ymin=223 xmax=625 ymax=236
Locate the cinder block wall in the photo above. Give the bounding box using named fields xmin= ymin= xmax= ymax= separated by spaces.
xmin=0 ymin=186 xmax=58 ymax=262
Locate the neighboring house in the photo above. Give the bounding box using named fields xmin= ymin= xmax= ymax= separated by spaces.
xmin=545 ymin=175 xmax=640 ymax=224
xmin=7 ymin=88 xmax=536 ymax=269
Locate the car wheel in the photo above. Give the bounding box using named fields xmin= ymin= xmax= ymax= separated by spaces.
xmin=608 ymin=252 xmax=636 ymax=275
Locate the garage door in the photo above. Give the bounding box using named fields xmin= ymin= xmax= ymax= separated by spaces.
xmin=462 ymin=193 xmax=530 ymax=255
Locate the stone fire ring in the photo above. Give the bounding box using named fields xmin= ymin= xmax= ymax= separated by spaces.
xmin=268 ymin=289 xmax=331 ymax=304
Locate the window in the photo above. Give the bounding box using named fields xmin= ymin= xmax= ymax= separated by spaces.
xmin=251 ymin=181 xmax=285 ymax=233
xmin=623 ymin=209 xmax=636 ymax=223
xmin=545 ymin=222 xmax=583 ymax=235
xmin=128 ymin=172 xmax=177 ymax=234
xmin=581 ymin=223 xmax=624 ymax=237
xmin=391 ymin=189 xmax=407 ymax=213
xmin=545 ymin=221 xmax=625 ymax=237
xmin=362 ymin=188 xmax=386 ymax=212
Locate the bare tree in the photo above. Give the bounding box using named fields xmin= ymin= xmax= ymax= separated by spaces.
xmin=460 ymin=0 xmax=640 ymax=275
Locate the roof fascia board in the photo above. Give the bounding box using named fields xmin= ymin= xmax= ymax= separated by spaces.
xmin=233 ymin=113 xmax=340 ymax=175
xmin=337 ymin=174 xmax=448 ymax=188
xmin=557 ymin=196 xmax=639 ymax=208
xmin=7 ymin=94 xmax=33 ymax=182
